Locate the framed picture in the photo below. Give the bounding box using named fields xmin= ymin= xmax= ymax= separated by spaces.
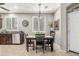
xmin=54 ymin=20 xmax=59 ymax=30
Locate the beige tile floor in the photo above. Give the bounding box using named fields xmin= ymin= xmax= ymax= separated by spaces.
xmin=0 ymin=43 xmax=79 ymax=56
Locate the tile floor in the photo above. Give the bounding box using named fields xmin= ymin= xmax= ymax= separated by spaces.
xmin=0 ymin=43 xmax=79 ymax=56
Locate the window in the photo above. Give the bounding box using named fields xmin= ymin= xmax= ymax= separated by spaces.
xmin=12 ymin=17 xmax=17 ymax=29
xmin=6 ymin=17 xmax=18 ymax=30
xmin=32 ymin=16 xmax=46 ymax=32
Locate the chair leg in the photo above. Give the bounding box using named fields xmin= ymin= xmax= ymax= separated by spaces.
xmin=43 ymin=44 xmax=44 ymax=53
xmin=36 ymin=44 xmax=37 ymax=53
xmin=43 ymin=47 xmax=44 ymax=53
xmin=50 ymin=43 xmax=53 ymax=52
xmin=52 ymin=43 xmax=54 ymax=51
xmin=27 ymin=46 xmax=29 ymax=52
xmin=26 ymin=40 xmax=29 ymax=52
xmin=33 ymin=43 xmax=34 ymax=50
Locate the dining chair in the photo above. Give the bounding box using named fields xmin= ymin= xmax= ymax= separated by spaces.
xmin=25 ymin=34 xmax=35 ymax=51
xmin=45 ymin=31 xmax=55 ymax=51
xmin=35 ymin=34 xmax=45 ymax=53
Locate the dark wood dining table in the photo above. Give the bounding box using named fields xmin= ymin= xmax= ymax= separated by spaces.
xmin=26 ymin=36 xmax=54 ymax=52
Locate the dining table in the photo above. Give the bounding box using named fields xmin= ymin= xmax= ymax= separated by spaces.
xmin=26 ymin=35 xmax=54 ymax=52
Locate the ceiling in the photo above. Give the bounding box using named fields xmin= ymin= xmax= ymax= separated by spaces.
xmin=0 ymin=3 xmax=60 ymax=13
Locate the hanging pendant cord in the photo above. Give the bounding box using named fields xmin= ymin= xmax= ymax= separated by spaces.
xmin=39 ymin=3 xmax=41 ymax=18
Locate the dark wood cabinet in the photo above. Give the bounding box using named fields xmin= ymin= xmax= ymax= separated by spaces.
xmin=0 ymin=16 xmax=2 ymax=29
xmin=0 ymin=31 xmax=24 ymax=45
xmin=0 ymin=34 xmax=12 ymax=44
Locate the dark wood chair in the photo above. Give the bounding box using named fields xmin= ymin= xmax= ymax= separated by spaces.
xmin=35 ymin=34 xmax=45 ymax=53
xmin=25 ymin=34 xmax=35 ymax=52
xmin=45 ymin=31 xmax=55 ymax=51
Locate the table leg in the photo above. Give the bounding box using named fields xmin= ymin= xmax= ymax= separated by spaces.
xmin=51 ymin=40 xmax=53 ymax=51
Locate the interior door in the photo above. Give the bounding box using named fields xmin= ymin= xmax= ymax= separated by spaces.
xmin=68 ymin=11 xmax=79 ymax=53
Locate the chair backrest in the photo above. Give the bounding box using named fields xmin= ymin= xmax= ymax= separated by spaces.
xmin=50 ymin=31 xmax=55 ymax=42
xmin=35 ymin=34 xmax=45 ymax=41
xmin=50 ymin=31 xmax=55 ymax=37
xmin=52 ymin=31 xmax=55 ymax=42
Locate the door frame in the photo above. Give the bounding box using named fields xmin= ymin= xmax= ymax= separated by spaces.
xmin=66 ymin=3 xmax=79 ymax=51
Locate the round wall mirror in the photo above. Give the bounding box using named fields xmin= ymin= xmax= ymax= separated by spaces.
xmin=22 ymin=20 xmax=29 ymax=27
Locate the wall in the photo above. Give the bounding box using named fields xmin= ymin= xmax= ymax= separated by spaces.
xmin=61 ymin=3 xmax=71 ymax=50
xmin=54 ymin=8 xmax=61 ymax=45
xmin=0 ymin=13 xmax=54 ymax=35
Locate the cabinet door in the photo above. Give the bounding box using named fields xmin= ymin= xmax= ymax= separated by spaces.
xmin=0 ymin=34 xmax=12 ymax=44
xmin=12 ymin=34 xmax=20 ymax=44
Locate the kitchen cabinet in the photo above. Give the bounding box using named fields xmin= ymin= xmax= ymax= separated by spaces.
xmin=0 ymin=31 xmax=24 ymax=45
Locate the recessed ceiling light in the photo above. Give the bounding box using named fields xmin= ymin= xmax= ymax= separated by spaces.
xmin=14 ymin=6 xmax=18 ymax=9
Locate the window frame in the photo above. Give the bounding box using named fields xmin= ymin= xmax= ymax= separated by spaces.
xmin=32 ymin=16 xmax=46 ymax=33
xmin=5 ymin=16 xmax=18 ymax=31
